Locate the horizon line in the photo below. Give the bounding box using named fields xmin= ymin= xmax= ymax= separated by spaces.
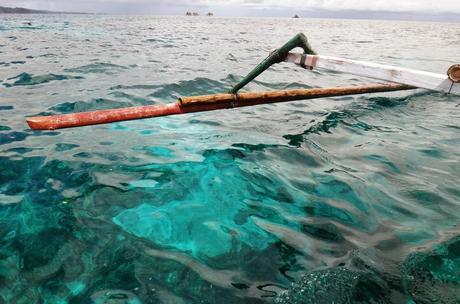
xmin=1 ymin=5 xmax=459 ymax=23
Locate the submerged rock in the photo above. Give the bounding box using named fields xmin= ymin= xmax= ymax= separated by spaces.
xmin=275 ymin=266 xmax=390 ymax=304
xmin=401 ymin=235 xmax=460 ymax=303
xmin=276 ymin=235 xmax=460 ymax=304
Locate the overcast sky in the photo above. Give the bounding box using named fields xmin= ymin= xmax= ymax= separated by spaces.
xmin=2 ymin=0 xmax=460 ymax=20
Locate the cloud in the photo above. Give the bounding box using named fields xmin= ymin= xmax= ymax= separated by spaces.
xmin=210 ymin=0 xmax=460 ymax=14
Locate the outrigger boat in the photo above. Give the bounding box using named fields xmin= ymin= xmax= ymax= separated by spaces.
xmin=26 ymin=33 xmax=459 ymax=130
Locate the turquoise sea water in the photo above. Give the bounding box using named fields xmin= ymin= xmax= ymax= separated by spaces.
xmin=1 ymin=15 xmax=460 ymax=303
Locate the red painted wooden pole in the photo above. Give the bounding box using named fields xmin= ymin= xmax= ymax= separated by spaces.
xmin=26 ymin=83 xmax=413 ymax=130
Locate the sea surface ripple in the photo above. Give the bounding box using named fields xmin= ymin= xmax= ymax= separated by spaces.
xmin=0 ymin=15 xmax=459 ymax=303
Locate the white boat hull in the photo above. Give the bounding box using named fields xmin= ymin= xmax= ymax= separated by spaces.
xmin=284 ymin=53 xmax=460 ymax=96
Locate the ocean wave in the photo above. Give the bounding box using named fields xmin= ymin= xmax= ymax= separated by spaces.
xmin=3 ymin=72 xmax=83 ymax=87
xmin=282 ymin=91 xmax=432 ymax=146
xmin=64 ymin=62 xmax=128 ymax=75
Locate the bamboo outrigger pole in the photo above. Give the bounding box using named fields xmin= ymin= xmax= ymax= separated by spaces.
xmin=26 ymin=83 xmax=414 ymax=130
xmin=26 ymin=33 xmax=459 ymax=130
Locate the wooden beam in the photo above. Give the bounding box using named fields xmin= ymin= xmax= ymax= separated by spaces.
xmin=284 ymin=53 xmax=460 ymax=95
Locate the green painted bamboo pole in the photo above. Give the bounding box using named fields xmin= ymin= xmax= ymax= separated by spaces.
xmin=229 ymin=33 xmax=316 ymax=94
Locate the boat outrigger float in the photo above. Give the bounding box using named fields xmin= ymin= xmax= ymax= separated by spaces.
xmin=27 ymin=33 xmax=460 ymax=130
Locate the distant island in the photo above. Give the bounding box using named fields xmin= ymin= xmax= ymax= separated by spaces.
xmin=0 ymin=6 xmax=85 ymax=14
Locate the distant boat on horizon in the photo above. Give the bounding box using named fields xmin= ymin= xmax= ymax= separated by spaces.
xmin=185 ymin=11 xmax=214 ymax=16
xmin=293 ymin=14 xmax=300 ymax=18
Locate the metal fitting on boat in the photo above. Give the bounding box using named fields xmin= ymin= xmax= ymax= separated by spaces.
xmin=447 ymin=64 xmax=460 ymax=83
